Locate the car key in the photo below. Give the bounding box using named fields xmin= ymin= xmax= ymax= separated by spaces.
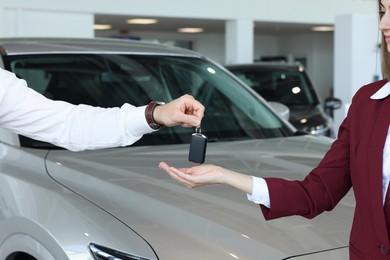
xmin=188 ymin=126 xmax=207 ymax=164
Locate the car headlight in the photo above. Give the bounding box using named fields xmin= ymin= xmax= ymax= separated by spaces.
xmin=305 ymin=124 xmax=329 ymax=136
xmin=89 ymin=243 xmax=153 ymax=260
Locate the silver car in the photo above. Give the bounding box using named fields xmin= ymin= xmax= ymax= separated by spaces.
xmin=0 ymin=38 xmax=353 ymax=260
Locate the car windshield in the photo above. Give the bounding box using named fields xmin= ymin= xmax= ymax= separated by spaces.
xmin=231 ymin=68 xmax=320 ymax=107
xmin=4 ymin=54 xmax=294 ymax=148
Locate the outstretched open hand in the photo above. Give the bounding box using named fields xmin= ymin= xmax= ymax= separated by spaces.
xmin=159 ymin=162 xmax=253 ymax=194
xmin=158 ymin=162 xmax=224 ymax=188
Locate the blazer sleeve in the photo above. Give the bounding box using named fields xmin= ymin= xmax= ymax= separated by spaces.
xmin=261 ymin=91 xmax=359 ymax=220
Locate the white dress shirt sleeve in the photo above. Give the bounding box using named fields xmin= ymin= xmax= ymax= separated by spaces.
xmin=247 ymin=176 xmax=271 ymax=208
xmin=0 ymin=68 xmax=155 ymax=151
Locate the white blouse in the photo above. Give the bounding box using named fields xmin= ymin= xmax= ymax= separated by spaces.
xmin=248 ymin=81 xmax=390 ymax=207
xmin=0 ymin=68 xmax=154 ymax=151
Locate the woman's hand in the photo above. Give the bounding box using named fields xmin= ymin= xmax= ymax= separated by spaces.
xmin=159 ymin=162 xmax=224 ymax=188
xmin=159 ymin=162 xmax=253 ymax=194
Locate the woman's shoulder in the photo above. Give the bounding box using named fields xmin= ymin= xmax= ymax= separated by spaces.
xmin=351 ymin=79 xmax=388 ymax=102
xmin=361 ymin=79 xmax=388 ymax=91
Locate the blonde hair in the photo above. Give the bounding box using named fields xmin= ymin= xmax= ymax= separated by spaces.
xmin=381 ymin=38 xmax=390 ymax=79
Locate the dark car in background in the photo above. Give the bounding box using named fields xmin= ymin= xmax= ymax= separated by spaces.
xmin=0 ymin=38 xmax=353 ymax=260
xmin=226 ymin=62 xmax=342 ymax=137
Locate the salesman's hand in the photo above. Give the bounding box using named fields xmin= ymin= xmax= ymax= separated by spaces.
xmin=153 ymin=94 xmax=204 ymax=128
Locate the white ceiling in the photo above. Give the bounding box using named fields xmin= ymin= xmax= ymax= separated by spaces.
xmin=94 ymin=14 xmax=332 ymax=36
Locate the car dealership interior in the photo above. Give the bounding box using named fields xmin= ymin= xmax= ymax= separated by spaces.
xmin=0 ymin=0 xmax=379 ymax=132
xmin=0 ymin=1 xmax=384 ymax=259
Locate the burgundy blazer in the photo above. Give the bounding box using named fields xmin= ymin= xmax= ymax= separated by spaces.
xmin=261 ymin=79 xmax=390 ymax=259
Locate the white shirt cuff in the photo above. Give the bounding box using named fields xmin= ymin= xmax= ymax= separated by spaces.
xmin=246 ymin=176 xmax=270 ymax=208
xmin=123 ymin=104 xmax=156 ymax=136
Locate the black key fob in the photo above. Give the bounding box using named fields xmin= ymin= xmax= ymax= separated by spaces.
xmin=189 ymin=127 xmax=207 ymax=164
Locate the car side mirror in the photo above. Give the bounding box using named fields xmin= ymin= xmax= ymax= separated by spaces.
xmin=324 ymin=97 xmax=342 ymax=110
xmin=324 ymin=97 xmax=342 ymax=117
xmin=268 ymin=101 xmax=290 ymax=121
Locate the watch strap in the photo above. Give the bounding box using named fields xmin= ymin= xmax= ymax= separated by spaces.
xmin=145 ymin=101 xmax=165 ymax=130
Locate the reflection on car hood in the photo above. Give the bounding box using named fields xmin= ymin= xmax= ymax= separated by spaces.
xmin=45 ymin=135 xmax=353 ymax=259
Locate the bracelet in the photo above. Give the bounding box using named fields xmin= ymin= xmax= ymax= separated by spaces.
xmin=145 ymin=101 xmax=165 ymax=130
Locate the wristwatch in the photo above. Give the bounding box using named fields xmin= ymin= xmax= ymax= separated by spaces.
xmin=145 ymin=101 xmax=166 ymax=130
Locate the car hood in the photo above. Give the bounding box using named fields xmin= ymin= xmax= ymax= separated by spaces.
xmin=45 ymin=135 xmax=353 ymax=259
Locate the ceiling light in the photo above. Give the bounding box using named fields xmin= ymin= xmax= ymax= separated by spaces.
xmin=311 ymin=26 xmax=334 ymax=32
xmin=93 ymin=24 xmax=112 ymax=30
xmin=178 ymin=27 xmax=204 ymax=33
xmin=127 ymin=18 xmax=158 ymax=25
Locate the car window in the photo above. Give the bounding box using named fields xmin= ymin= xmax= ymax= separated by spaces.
xmin=232 ymin=69 xmax=318 ymax=107
xmin=5 ymin=54 xmax=294 ymax=148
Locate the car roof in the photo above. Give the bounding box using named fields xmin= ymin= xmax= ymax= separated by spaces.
xmin=0 ymin=37 xmax=202 ymax=57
